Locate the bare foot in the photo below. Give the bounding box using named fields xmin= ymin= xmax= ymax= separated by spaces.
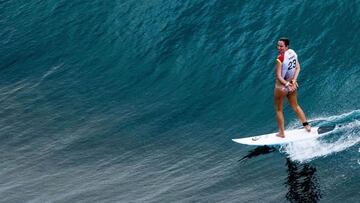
xmin=276 ymin=133 xmax=285 ymax=138
xmin=304 ymin=125 xmax=311 ymax=132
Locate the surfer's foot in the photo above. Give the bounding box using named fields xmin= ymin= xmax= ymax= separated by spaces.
xmin=303 ymin=122 xmax=311 ymax=132
xmin=276 ymin=133 xmax=285 ymax=138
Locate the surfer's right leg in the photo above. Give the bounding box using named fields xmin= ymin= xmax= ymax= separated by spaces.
xmin=274 ymin=87 xmax=287 ymax=137
xmin=287 ymin=91 xmax=311 ymax=132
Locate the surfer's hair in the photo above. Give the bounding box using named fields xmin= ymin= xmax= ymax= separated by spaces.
xmin=279 ymin=38 xmax=290 ymax=46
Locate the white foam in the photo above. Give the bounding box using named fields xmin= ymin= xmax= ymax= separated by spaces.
xmin=280 ymin=118 xmax=360 ymax=163
xmin=309 ymin=109 xmax=360 ymax=123
xmin=31 ymin=64 xmax=65 ymax=88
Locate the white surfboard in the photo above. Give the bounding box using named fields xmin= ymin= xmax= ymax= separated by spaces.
xmin=232 ymin=125 xmax=335 ymax=146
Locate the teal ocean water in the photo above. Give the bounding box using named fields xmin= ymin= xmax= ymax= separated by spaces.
xmin=1 ymin=0 xmax=359 ymax=202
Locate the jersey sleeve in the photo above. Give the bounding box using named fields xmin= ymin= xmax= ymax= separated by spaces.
xmin=276 ymin=54 xmax=284 ymax=63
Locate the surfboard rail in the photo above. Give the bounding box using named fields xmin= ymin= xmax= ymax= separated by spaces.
xmin=232 ymin=125 xmax=336 ymax=146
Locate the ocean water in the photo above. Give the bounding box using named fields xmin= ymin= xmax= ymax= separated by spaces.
xmin=0 ymin=0 xmax=359 ymax=202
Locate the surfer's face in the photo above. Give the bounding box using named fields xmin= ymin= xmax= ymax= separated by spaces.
xmin=277 ymin=41 xmax=288 ymax=54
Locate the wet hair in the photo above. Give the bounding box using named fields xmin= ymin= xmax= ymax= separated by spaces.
xmin=279 ymin=38 xmax=290 ymax=47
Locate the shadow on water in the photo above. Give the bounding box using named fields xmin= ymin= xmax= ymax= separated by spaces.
xmin=239 ymin=146 xmax=322 ymax=202
xmin=238 ymin=146 xmax=277 ymax=162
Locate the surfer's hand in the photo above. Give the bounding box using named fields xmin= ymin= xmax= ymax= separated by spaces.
xmin=288 ymin=85 xmax=296 ymax=92
xmin=290 ymin=79 xmax=298 ymax=88
xmin=288 ymin=83 xmax=297 ymax=92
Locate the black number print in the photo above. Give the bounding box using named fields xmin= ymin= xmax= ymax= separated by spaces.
xmin=288 ymin=59 xmax=296 ymax=70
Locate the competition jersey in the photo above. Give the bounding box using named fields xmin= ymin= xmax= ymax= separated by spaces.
xmin=276 ymin=49 xmax=298 ymax=80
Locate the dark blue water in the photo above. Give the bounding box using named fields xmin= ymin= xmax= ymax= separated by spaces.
xmin=1 ymin=0 xmax=359 ymax=202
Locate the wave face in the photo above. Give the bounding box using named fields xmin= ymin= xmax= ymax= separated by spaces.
xmin=0 ymin=0 xmax=359 ymax=202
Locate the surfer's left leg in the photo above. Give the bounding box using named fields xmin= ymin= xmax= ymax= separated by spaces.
xmin=287 ymin=91 xmax=311 ymax=132
xmin=274 ymin=86 xmax=287 ymax=137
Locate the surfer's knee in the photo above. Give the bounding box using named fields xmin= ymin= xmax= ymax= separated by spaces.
xmin=275 ymin=103 xmax=283 ymax=111
xmin=275 ymin=108 xmax=283 ymax=114
xmin=291 ymin=104 xmax=301 ymax=112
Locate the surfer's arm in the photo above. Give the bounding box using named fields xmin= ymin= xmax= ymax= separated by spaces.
xmin=275 ymin=60 xmax=288 ymax=86
xmin=293 ymin=60 xmax=300 ymax=81
xmin=291 ymin=60 xmax=301 ymax=87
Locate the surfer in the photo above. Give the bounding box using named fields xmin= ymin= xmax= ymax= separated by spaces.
xmin=274 ymin=38 xmax=311 ymax=138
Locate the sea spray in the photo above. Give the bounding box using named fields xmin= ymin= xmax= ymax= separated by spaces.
xmin=281 ymin=112 xmax=360 ymax=163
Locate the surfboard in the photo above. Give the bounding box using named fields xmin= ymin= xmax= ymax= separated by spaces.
xmin=232 ymin=125 xmax=336 ymax=146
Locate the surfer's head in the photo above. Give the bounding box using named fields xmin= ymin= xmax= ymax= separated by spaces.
xmin=279 ymin=38 xmax=289 ymax=46
xmin=277 ymin=37 xmax=289 ymax=54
